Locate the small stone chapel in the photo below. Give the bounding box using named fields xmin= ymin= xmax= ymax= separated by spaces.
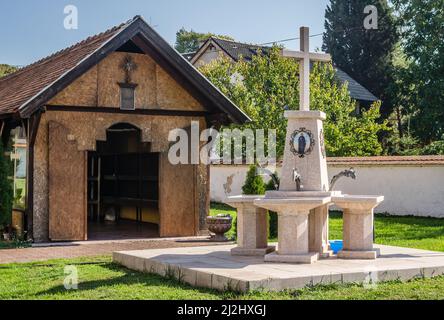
xmin=0 ymin=16 xmax=249 ymax=242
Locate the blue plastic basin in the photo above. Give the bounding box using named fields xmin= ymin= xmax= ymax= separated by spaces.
xmin=329 ymin=240 xmax=343 ymax=254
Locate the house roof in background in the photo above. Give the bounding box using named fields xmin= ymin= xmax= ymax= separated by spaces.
xmin=190 ymin=37 xmax=379 ymax=103
xmin=210 ymin=37 xmax=272 ymax=62
xmin=0 ymin=17 xmax=250 ymax=124
xmin=333 ymin=68 xmax=378 ymax=103
xmin=182 ymin=52 xmax=196 ymax=61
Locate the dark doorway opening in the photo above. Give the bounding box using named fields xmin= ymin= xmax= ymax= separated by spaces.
xmin=87 ymin=123 xmax=160 ymax=240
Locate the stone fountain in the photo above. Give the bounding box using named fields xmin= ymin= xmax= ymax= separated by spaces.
xmin=225 ymin=27 xmax=384 ymax=264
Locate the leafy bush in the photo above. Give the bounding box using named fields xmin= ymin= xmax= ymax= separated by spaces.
xmin=242 ymin=165 xmax=266 ymax=195
xmin=0 ymin=141 xmax=13 ymax=228
xmin=421 ymin=136 xmax=444 ymax=155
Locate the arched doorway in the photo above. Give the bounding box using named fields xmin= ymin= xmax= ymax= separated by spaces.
xmin=87 ymin=123 xmax=160 ymax=240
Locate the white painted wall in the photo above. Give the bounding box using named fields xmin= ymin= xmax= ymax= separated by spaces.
xmin=211 ymin=164 xmax=444 ymax=218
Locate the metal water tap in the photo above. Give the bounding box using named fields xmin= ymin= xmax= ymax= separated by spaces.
xmin=293 ymin=168 xmax=302 ymax=191
xmin=330 ymin=168 xmax=357 ymax=191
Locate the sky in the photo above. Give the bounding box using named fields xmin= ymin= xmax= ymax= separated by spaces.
xmin=0 ymin=0 xmax=330 ymax=66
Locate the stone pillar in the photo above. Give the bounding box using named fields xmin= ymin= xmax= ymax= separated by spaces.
xmin=333 ymin=196 xmax=384 ymax=260
xmin=255 ymin=197 xmax=330 ymax=264
xmin=225 ymin=196 xmax=275 ymax=256
xmin=277 ymin=211 xmax=310 ymax=255
xmin=343 ymin=208 xmax=374 ymax=252
xmin=309 ymin=205 xmax=332 ymax=257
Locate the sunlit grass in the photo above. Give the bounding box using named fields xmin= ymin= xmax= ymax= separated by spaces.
xmin=1 ymin=204 xmax=444 ymax=300
xmin=1 ymin=256 xmax=444 ymax=300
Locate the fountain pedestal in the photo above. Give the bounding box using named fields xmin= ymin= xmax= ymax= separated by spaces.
xmin=225 ymin=196 xmax=275 ymax=256
xmin=309 ymin=205 xmax=333 ymax=258
xmin=255 ymin=195 xmax=331 ymax=264
xmin=333 ymin=195 xmax=384 ymax=260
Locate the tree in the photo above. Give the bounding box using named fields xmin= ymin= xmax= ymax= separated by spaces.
xmin=323 ymin=0 xmax=399 ymax=118
xmin=392 ymin=0 xmax=444 ymax=143
xmin=0 ymin=141 xmax=13 ymax=228
xmin=174 ymin=28 xmax=234 ymax=53
xmin=242 ymin=165 xmax=266 ymax=195
xmin=0 ymin=64 xmax=17 ymax=78
xmin=200 ymin=47 xmax=388 ymax=158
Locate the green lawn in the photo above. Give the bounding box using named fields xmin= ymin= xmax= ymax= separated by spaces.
xmin=15 ymin=178 xmax=26 ymax=194
xmin=1 ymin=203 xmax=444 ymax=300
xmin=1 ymin=256 xmax=444 ymax=300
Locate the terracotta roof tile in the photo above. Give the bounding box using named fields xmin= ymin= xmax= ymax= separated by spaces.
xmin=327 ymin=156 xmax=444 ymax=166
xmin=212 ymin=156 xmax=444 ymax=166
xmin=0 ymin=18 xmax=135 ymax=115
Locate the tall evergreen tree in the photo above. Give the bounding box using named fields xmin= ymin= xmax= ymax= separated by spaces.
xmin=323 ymin=0 xmax=398 ymax=117
xmin=392 ymin=0 xmax=444 ymax=143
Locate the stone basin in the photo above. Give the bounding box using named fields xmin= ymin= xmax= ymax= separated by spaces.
xmin=333 ymin=195 xmax=384 ymax=211
xmin=332 ymin=195 xmax=384 ymax=260
xmin=254 ymin=196 xmax=331 ymax=213
xmin=265 ymin=190 xmax=341 ymax=199
xmin=225 ymin=195 xmax=263 ymax=207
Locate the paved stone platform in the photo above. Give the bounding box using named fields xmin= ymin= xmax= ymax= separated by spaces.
xmin=113 ymin=244 xmax=444 ymax=292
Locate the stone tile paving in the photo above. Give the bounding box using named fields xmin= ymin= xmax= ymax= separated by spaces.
xmin=114 ymin=244 xmax=444 ymax=292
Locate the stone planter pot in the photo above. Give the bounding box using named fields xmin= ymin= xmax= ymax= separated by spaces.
xmin=207 ymin=215 xmax=233 ymax=242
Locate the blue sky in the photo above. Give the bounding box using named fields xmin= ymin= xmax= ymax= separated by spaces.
xmin=0 ymin=0 xmax=330 ymax=66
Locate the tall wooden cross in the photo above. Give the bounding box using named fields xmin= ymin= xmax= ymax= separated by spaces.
xmin=282 ymin=27 xmax=331 ymax=111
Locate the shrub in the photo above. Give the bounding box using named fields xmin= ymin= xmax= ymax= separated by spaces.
xmin=242 ymin=165 xmax=266 ymax=195
xmin=421 ymin=135 xmax=444 ymax=155
xmin=0 ymin=141 xmax=13 ymax=228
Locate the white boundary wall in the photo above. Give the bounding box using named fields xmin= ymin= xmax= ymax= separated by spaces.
xmin=211 ymin=162 xmax=444 ymax=218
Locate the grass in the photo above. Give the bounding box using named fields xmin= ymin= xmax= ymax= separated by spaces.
xmin=0 ymin=239 xmax=31 ymax=250
xmin=15 ymin=178 xmax=26 ymax=194
xmin=331 ymin=211 xmax=444 ymax=252
xmin=0 ymin=257 xmax=221 ymax=300
xmin=1 ymin=203 xmax=444 ymax=300
xmin=1 ymin=256 xmax=444 ymax=300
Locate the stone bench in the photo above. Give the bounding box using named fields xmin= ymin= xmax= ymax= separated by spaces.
xmin=225 ymin=196 xmax=275 ymax=256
